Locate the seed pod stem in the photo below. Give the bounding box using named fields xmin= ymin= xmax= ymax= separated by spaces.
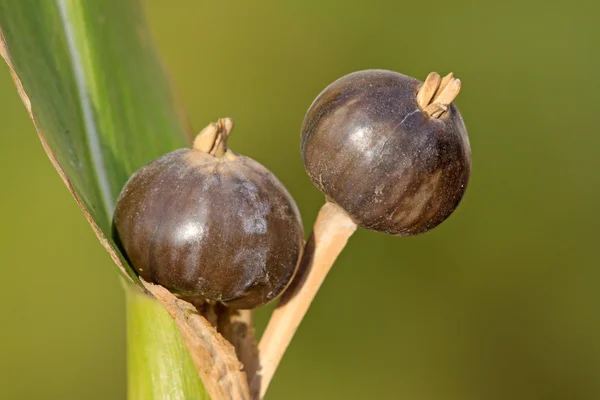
xmin=218 ymin=307 xmax=260 ymax=399
xmin=254 ymin=201 xmax=357 ymax=398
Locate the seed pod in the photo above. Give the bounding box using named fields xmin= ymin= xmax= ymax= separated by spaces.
xmin=301 ymin=69 xmax=471 ymax=235
xmin=113 ymin=119 xmax=304 ymax=309
xmin=256 ymin=70 xmax=472 ymax=396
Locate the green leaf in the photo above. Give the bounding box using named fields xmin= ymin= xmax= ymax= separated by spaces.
xmin=127 ymin=283 xmax=208 ymax=400
xmin=0 ymin=0 xmax=191 ymax=281
xmin=0 ymin=1 xmax=209 ymax=398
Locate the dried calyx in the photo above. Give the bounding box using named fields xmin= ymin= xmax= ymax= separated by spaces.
xmin=416 ymin=71 xmax=462 ymax=118
xmin=193 ymin=117 xmax=235 ymax=156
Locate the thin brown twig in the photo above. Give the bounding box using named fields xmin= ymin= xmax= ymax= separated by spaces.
xmin=253 ymin=202 xmax=357 ymax=398
xmin=218 ymin=307 xmax=260 ymax=399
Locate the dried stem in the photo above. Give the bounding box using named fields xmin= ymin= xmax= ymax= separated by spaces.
xmin=253 ymin=202 xmax=357 ymax=398
xmin=417 ymin=72 xmax=461 ymax=118
xmin=218 ymin=307 xmax=260 ymax=399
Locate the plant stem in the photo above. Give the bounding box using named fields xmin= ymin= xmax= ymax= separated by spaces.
xmin=125 ymin=282 xmax=208 ymax=400
xmin=254 ymin=202 xmax=357 ymax=397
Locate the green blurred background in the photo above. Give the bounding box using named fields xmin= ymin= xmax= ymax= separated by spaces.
xmin=1 ymin=0 xmax=599 ymax=399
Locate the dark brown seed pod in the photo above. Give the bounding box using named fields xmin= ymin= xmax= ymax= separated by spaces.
xmin=301 ymin=69 xmax=471 ymax=235
xmin=112 ymin=119 xmax=304 ymax=309
xmin=256 ymin=70 xmax=472 ymax=396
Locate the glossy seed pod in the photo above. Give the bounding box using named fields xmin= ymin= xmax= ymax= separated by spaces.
xmin=113 ymin=122 xmax=304 ymax=309
xmin=301 ymin=69 xmax=471 ymax=236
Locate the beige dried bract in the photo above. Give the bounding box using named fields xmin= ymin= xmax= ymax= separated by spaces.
xmin=417 ymin=71 xmax=461 ymax=117
xmin=193 ymin=118 xmax=234 ymax=156
xmin=254 ymin=202 xmax=357 ymax=398
xmin=416 ymin=71 xmax=441 ymax=109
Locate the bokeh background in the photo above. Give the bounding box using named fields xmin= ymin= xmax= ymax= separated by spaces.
xmin=1 ymin=0 xmax=599 ymax=399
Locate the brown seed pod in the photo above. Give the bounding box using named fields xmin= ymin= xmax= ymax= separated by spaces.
xmin=256 ymin=70 xmax=471 ymax=397
xmin=112 ymin=119 xmax=304 ymax=309
xmin=301 ymin=69 xmax=471 ymax=235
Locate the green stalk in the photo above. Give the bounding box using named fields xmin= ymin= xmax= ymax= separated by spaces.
xmin=126 ymin=283 xmax=208 ymax=400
